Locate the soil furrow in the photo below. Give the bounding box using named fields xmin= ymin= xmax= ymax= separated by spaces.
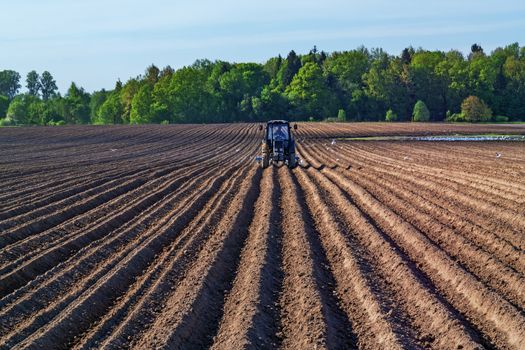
xmin=301 ymin=166 xmax=485 ymax=349
xmin=211 ymin=167 xmax=283 ymax=350
xmin=73 ymin=164 xmax=251 ymax=349
xmin=5 ymin=165 xmax=239 ymax=349
xmin=278 ymin=167 xmax=355 ymax=349
xmin=322 ymin=167 xmax=525 ymax=349
xmin=132 ymin=166 xmax=262 ymax=349
xmin=294 ymin=168 xmax=403 ymax=350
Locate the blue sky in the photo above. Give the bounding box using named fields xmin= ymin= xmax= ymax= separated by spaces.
xmin=1 ymin=0 xmax=524 ymax=93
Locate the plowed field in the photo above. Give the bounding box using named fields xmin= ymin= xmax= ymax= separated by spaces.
xmin=1 ymin=123 xmax=524 ymax=350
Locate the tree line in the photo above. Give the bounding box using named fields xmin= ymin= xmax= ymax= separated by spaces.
xmin=1 ymin=43 xmax=524 ymax=126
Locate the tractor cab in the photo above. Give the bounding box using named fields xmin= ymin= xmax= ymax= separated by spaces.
xmin=266 ymin=122 xmax=290 ymax=142
xmin=258 ymin=120 xmax=298 ymax=168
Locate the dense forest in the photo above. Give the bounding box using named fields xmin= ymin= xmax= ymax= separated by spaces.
xmin=1 ymin=43 xmax=524 ymax=126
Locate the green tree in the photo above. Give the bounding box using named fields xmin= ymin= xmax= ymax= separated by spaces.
xmin=461 ymin=96 xmax=492 ymax=122
xmin=401 ymin=47 xmax=414 ymax=65
xmin=42 ymin=97 xmax=66 ymax=125
xmin=501 ymin=53 xmax=525 ymax=119
xmin=168 ymin=62 xmax=215 ymax=123
xmin=120 ymin=78 xmax=140 ymax=123
xmin=64 ymin=82 xmax=90 ymax=124
xmin=160 ymin=65 xmax=175 ymax=79
xmin=277 ymin=50 xmax=302 ymax=89
xmin=97 ymin=92 xmax=124 ymax=124
xmin=435 ymin=50 xmax=469 ymax=115
xmin=26 ymin=70 xmax=41 ymax=96
xmin=145 ymin=64 xmax=160 ymax=85
xmin=409 ymin=50 xmax=447 ymax=120
xmin=17 ymin=43 xmax=521 ymax=125
xmin=285 ymin=62 xmax=335 ymax=120
xmin=469 ymin=43 xmax=484 ymax=60
xmin=27 ymin=98 xmax=46 ymax=124
xmin=211 ymin=63 xmax=269 ymax=122
xmin=0 ymin=95 xmax=9 ymax=117
xmin=89 ymin=89 xmax=108 ymax=123
xmin=349 ymin=89 xmax=377 ymax=121
xmin=130 ymin=84 xmax=154 ymax=124
xmin=7 ymin=95 xmax=30 ymax=124
xmin=467 ymin=53 xmax=497 ymax=108
xmin=150 ymin=75 xmax=172 ymax=123
xmin=257 ymin=85 xmax=290 ymax=120
xmin=363 ymin=52 xmax=408 ymax=120
xmin=412 ymin=100 xmax=430 ymax=122
xmin=40 ymin=71 xmax=58 ymax=100
xmin=263 ymin=55 xmax=283 ymax=80
xmin=323 ymin=48 xmax=370 ymax=95
xmin=0 ymin=70 xmax=21 ymax=99
xmin=323 ymin=48 xmax=370 ymax=117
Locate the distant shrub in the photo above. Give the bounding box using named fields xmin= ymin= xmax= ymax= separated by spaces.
xmin=493 ymin=115 xmax=509 ymax=122
xmin=412 ymin=100 xmax=430 ymax=122
xmin=324 ymin=117 xmax=339 ymax=123
xmin=461 ymin=96 xmax=492 ymax=122
xmin=47 ymin=120 xmax=66 ymax=126
xmin=445 ymin=113 xmax=465 ymax=122
xmin=0 ymin=117 xmax=15 ymax=126
xmin=337 ymin=109 xmax=347 ymax=122
xmin=160 ymin=120 xmax=170 ymax=125
xmin=308 ymin=116 xmax=315 ymax=122
xmin=385 ymin=109 xmax=398 ymax=122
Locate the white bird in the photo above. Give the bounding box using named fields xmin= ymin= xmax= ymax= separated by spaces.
xmin=403 ymin=156 xmax=409 ymax=160
xmin=496 ymin=152 xmax=501 ymax=158
xmin=331 ymin=139 xmax=336 ymax=145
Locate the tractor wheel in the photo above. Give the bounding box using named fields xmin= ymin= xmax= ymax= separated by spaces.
xmin=262 ymin=153 xmax=269 ymax=168
xmin=288 ymin=141 xmax=297 ymax=168
xmin=288 ymin=153 xmax=297 ymax=168
xmin=261 ymin=143 xmax=270 ymax=169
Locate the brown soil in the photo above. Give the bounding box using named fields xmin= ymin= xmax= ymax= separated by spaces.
xmin=1 ymin=122 xmax=524 ymax=349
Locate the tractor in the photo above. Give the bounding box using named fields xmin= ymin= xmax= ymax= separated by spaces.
xmin=258 ymin=120 xmax=298 ymax=168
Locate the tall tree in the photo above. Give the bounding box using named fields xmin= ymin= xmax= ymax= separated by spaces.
xmin=279 ymin=50 xmax=302 ymax=88
xmin=168 ymin=64 xmax=214 ymax=123
xmin=263 ymin=55 xmax=283 ymax=80
xmin=40 ymin=71 xmax=58 ymax=100
xmin=285 ymin=62 xmax=335 ymax=120
xmin=401 ymin=48 xmax=413 ymax=65
xmin=435 ymin=50 xmax=469 ymax=115
xmin=6 ymin=95 xmax=29 ymax=124
xmin=130 ymin=84 xmax=154 ymax=124
xmin=97 ymin=91 xmax=124 ymax=124
xmin=6 ymin=94 xmax=39 ymax=124
xmin=26 ymin=70 xmax=41 ymax=96
xmin=471 ymin=43 xmax=484 ymax=54
xmin=89 ymin=89 xmax=109 ymax=123
xmin=323 ymin=48 xmax=371 ymax=116
xmin=0 ymin=95 xmax=9 ymax=117
xmin=145 ymin=64 xmax=160 ymax=85
xmin=0 ymin=70 xmax=21 ymax=99
xmin=409 ymin=50 xmax=447 ymax=119
xmin=120 ymin=78 xmax=140 ymax=123
xmin=160 ymin=65 xmax=175 ymax=78
xmin=64 ymin=82 xmax=90 ymax=124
